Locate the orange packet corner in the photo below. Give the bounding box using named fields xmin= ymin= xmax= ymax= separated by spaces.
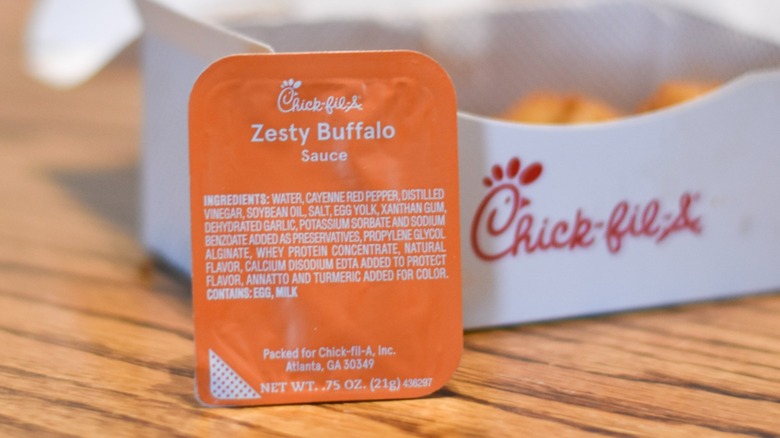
xmin=189 ymin=51 xmax=462 ymax=406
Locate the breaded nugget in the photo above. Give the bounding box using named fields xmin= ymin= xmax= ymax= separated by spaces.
xmin=500 ymin=92 xmax=621 ymax=124
xmin=500 ymin=92 xmax=567 ymax=124
xmin=566 ymin=96 xmax=623 ymax=124
xmin=638 ymin=80 xmax=719 ymax=112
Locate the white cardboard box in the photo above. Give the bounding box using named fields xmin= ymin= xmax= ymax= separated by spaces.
xmin=27 ymin=0 xmax=780 ymax=328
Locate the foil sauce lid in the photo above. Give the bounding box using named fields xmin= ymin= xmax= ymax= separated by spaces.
xmin=189 ymin=51 xmax=462 ymax=406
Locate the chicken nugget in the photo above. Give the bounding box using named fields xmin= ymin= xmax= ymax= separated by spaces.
xmin=500 ymin=92 xmax=569 ymax=124
xmin=500 ymin=92 xmax=622 ymax=124
xmin=565 ymin=95 xmax=623 ymax=124
xmin=638 ymin=80 xmax=719 ymax=112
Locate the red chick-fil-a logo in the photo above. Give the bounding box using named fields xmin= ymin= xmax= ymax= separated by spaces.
xmin=471 ymin=157 xmax=703 ymax=261
xmin=277 ymin=78 xmax=363 ymax=114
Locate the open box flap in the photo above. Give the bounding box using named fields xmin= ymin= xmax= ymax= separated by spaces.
xmin=25 ymin=0 xmax=780 ymax=88
xmin=211 ymin=0 xmax=780 ymax=118
xmin=135 ymin=0 xmax=271 ymax=62
xmin=24 ymin=0 xmax=272 ymax=88
xmin=653 ymin=0 xmax=780 ymax=45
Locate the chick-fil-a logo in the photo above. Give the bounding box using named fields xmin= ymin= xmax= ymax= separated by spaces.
xmin=277 ymin=78 xmax=363 ymax=115
xmin=471 ymin=157 xmax=703 ymax=261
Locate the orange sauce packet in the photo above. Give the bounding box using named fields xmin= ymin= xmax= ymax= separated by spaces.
xmin=189 ymin=51 xmax=462 ymax=406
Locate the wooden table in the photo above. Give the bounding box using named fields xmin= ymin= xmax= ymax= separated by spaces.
xmin=3 ymin=2 xmax=780 ymax=436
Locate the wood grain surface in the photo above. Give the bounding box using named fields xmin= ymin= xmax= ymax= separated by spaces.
xmin=2 ymin=2 xmax=780 ymax=436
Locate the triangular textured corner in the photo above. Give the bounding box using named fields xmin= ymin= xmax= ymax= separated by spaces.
xmin=209 ymin=349 xmax=261 ymax=400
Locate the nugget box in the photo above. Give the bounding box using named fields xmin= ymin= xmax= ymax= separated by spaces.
xmin=26 ymin=0 xmax=780 ymax=329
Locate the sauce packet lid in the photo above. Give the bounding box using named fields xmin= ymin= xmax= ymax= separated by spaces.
xmin=189 ymin=51 xmax=461 ymax=406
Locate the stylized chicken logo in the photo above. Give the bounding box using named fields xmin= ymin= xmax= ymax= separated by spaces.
xmin=472 ymin=157 xmax=543 ymax=260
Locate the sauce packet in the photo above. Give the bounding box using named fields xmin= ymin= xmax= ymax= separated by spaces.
xmin=189 ymin=51 xmax=462 ymax=406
